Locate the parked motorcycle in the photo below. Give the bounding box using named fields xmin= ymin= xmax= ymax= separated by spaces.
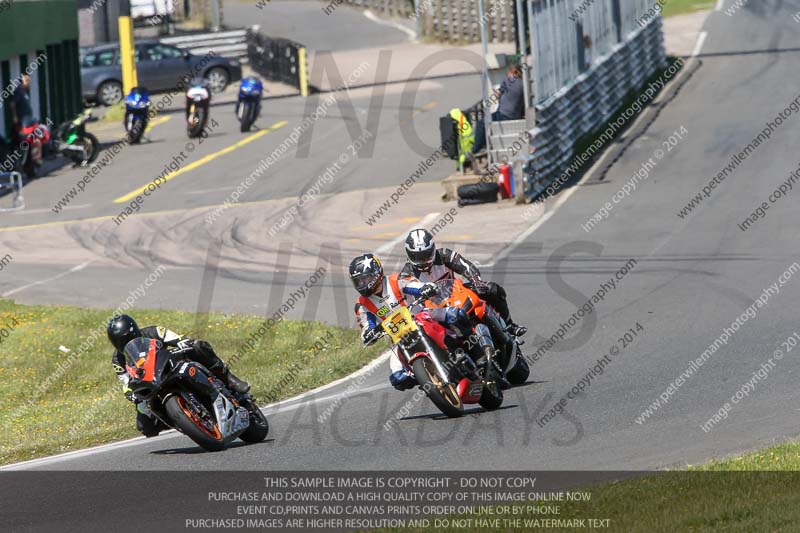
xmin=121 ymin=337 xmax=269 ymax=451
xmin=376 ymin=290 xmax=504 ymax=418
xmin=186 ymin=78 xmax=211 ymax=138
xmin=49 ymin=110 xmax=99 ymax=167
xmin=236 ymin=76 xmax=263 ymax=132
xmin=124 ymin=87 xmax=151 ymax=144
xmin=15 ymin=117 xmax=50 ymax=178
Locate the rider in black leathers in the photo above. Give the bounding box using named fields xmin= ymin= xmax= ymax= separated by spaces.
xmin=401 ymin=228 xmax=527 ymax=337
xmin=107 ymin=314 xmax=249 ymax=437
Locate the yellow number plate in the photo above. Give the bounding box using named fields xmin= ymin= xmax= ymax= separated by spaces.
xmin=381 ymin=306 xmax=418 ymax=343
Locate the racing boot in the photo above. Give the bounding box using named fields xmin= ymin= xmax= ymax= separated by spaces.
xmin=474 ymin=324 xmax=511 ymax=390
xmin=507 ymin=321 xmax=527 ymax=337
xmin=210 ymin=361 xmax=250 ymax=394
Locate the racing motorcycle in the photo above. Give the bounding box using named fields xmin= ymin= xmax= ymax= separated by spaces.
xmin=236 ymin=76 xmax=263 ymax=132
xmin=376 ymin=292 xmax=504 ymax=418
xmin=15 ymin=117 xmax=50 ymax=178
xmin=124 ymin=87 xmax=150 ymax=144
xmin=185 ymin=78 xmax=211 ymax=138
xmin=49 ymin=110 xmax=99 ymax=167
xmin=460 ymin=278 xmax=530 ymax=385
xmin=121 ymin=337 xmax=269 ymax=451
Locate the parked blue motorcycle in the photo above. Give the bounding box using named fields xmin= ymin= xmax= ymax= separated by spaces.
xmin=124 ymin=87 xmax=151 ymax=144
xmin=236 ymin=77 xmax=263 ymax=132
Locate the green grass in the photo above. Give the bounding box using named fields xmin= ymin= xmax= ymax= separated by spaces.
xmin=0 ymin=299 xmax=381 ymax=465
xmin=662 ymin=0 xmax=716 ymax=18
xmin=389 ymin=443 xmax=800 ymax=532
xmin=98 ymin=102 xmax=126 ymax=124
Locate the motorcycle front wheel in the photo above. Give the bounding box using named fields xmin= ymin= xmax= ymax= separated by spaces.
xmin=239 ymin=102 xmax=253 ymax=132
xmin=239 ymin=402 xmax=269 ymax=443
xmin=165 ymin=393 xmax=225 ymax=451
xmin=411 ymin=356 xmax=463 ymax=418
xmin=188 ymin=109 xmax=205 ymax=138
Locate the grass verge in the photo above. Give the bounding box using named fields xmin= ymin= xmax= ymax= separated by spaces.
xmin=0 ymin=299 xmax=380 ymax=465
xmin=662 ymin=0 xmax=716 ymax=18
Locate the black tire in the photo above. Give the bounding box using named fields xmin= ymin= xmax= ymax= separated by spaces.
xmin=127 ymin=116 xmax=145 ymax=144
xmin=70 ymin=132 xmax=99 ymax=166
xmin=507 ymin=352 xmax=530 ymax=385
xmin=164 ymin=394 xmax=225 ymax=452
xmin=239 ymin=405 xmax=269 ymax=443
xmin=479 ymin=379 xmax=504 ymax=410
xmin=188 ymin=110 xmax=205 ymax=138
xmin=97 ymin=80 xmax=123 ymax=106
xmin=411 ymin=357 xmax=463 ymax=418
xmin=239 ymin=102 xmax=253 ymax=132
xmin=458 ymin=182 xmax=499 ymax=199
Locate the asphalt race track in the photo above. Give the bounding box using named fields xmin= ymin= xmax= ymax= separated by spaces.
xmin=3 ymin=1 xmax=800 ymax=479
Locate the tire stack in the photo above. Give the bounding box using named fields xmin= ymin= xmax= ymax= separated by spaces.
xmin=457 ymin=182 xmax=499 ymax=207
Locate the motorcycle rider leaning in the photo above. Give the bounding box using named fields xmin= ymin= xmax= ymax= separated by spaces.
xmin=401 ymin=228 xmax=527 ymax=337
xmin=350 ymin=253 xmax=473 ymax=391
xmin=107 ymin=314 xmax=250 ymax=437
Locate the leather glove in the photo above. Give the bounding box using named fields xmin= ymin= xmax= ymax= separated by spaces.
xmin=419 ymin=283 xmax=437 ymax=300
xmin=362 ymin=327 xmax=382 ymax=346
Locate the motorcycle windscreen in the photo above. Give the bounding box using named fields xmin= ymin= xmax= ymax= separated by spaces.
xmin=428 ymin=279 xmax=456 ymax=306
xmin=123 ymin=337 xmax=161 ymax=382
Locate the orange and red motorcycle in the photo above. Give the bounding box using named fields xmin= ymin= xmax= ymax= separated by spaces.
xmin=122 ymin=337 xmax=268 ymax=451
xmin=377 ymin=290 xmax=505 ymax=418
xmin=428 ymin=278 xmax=530 ymax=386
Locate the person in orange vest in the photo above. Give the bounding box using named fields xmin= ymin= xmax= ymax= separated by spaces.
xmin=349 ymin=253 xmax=473 ymax=391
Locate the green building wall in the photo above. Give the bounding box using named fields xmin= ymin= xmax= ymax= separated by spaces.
xmin=1 ymin=0 xmax=81 ymax=140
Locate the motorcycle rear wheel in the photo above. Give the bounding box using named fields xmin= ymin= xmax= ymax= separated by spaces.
xmin=506 ymin=350 xmax=530 ymax=385
xmin=411 ymin=357 xmax=463 ymax=418
xmin=69 ymin=132 xmax=99 ymax=166
xmin=165 ymin=394 xmax=225 ymax=451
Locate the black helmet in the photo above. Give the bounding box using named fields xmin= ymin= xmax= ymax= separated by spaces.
xmin=349 ymin=254 xmax=384 ymax=297
xmin=107 ymin=314 xmax=142 ymax=352
xmin=405 ymin=228 xmax=436 ymax=272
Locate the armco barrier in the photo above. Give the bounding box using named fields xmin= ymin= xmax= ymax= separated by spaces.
xmin=246 ymin=27 xmax=308 ymax=95
xmin=521 ymin=14 xmax=667 ymax=201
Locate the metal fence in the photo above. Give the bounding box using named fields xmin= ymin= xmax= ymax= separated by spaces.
xmin=246 ymin=28 xmax=306 ymax=91
xmin=521 ymin=0 xmax=667 ymax=200
xmin=342 ymin=0 xmax=516 ymax=42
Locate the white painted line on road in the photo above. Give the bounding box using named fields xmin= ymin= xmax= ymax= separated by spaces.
xmin=375 ymin=212 xmax=440 ymax=256
xmin=11 ymin=204 xmax=91 ymax=215
xmin=692 ymin=31 xmax=708 ymax=58
xmin=363 ymin=10 xmax=417 ymax=41
xmin=1 ymin=260 xmax=94 ymax=297
xmin=0 ymin=350 xmax=394 ymax=471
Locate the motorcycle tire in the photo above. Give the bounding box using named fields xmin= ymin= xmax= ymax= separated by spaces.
xmin=70 ymin=132 xmax=99 ymax=166
xmin=479 ymin=354 xmax=504 ymax=410
xmin=411 ymin=357 xmax=463 ymax=418
xmin=188 ymin=110 xmax=205 ymax=138
xmin=240 ymin=103 xmax=253 ymax=133
xmin=506 ymin=350 xmax=530 ymax=385
xmin=239 ymin=404 xmax=269 ymax=443
xmin=128 ymin=119 xmax=145 ymax=144
xmin=165 ymin=394 xmax=225 ymax=452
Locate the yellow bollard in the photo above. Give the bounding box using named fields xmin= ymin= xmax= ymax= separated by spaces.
xmin=118 ymin=16 xmax=138 ymax=94
xmin=298 ymin=47 xmax=309 ymax=97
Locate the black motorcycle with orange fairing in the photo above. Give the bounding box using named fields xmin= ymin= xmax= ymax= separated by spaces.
xmin=122 ymin=337 xmax=268 ymax=451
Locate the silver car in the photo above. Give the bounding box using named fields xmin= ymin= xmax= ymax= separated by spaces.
xmin=81 ymin=40 xmax=242 ymax=106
